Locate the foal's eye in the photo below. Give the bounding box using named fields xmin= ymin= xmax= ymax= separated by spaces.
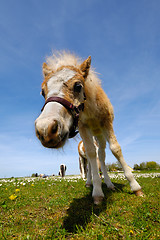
xmin=74 ymin=82 xmax=82 ymax=93
xmin=41 ymin=89 xmax=45 ymax=98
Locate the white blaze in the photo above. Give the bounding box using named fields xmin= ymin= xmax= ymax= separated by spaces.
xmin=37 ymin=68 xmax=76 ymax=128
xmin=47 ymin=68 xmax=76 ymax=98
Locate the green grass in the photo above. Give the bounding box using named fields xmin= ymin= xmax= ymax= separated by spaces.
xmin=0 ymin=173 xmax=160 ymax=239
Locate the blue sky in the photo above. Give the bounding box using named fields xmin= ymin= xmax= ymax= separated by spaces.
xmin=0 ymin=0 xmax=160 ymax=178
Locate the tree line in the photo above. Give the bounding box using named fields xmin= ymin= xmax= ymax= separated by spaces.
xmin=106 ymin=161 xmax=160 ymax=172
xmin=31 ymin=161 xmax=160 ymax=177
xmin=133 ymin=161 xmax=160 ymax=170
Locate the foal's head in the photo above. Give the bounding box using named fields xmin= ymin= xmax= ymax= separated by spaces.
xmin=35 ymin=54 xmax=91 ymax=148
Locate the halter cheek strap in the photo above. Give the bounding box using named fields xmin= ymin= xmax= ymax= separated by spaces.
xmin=41 ymin=96 xmax=84 ymax=138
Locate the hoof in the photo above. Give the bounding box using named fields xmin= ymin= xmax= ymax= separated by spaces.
xmin=86 ymin=183 xmax=92 ymax=188
xmin=108 ymin=185 xmax=115 ymax=191
xmin=134 ymin=189 xmax=144 ymax=197
xmin=106 ymin=182 xmax=115 ymax=190
xmin=93 ymin=196 xmax=104 ymax=205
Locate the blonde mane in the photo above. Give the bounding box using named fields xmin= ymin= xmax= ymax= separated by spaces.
xmin=45 ymin=51 xmax=101 ymax=86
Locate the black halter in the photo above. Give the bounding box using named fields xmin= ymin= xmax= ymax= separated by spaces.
xmin=41 ymin=96 xmax=84 ymax=138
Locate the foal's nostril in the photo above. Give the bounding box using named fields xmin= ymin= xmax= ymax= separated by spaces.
xmin=51 ymin=121 xmax=58 ymax=134
xmin=40 ymin=135 xmax=44 ymax=142
xmin=35 ymin=119 xmax=60 ymax=146
xmin=36 ymin=129 xmax=44 ymax=142
xmin=36 ymin=130 xmax=40 ymax=138
xmin=48 ymin=120 xmax=59 ymax=136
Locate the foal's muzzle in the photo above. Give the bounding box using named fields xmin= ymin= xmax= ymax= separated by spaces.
xmin=35 ymin=119 xmax=68 ymax=148
xmin=35 ymin=96 xmax=84 ymax=149
xmin=41 ymin=96 xmax=84 ymax=138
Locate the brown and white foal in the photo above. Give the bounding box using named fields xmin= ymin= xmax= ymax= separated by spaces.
xmin=35 ymin=51 xmax=143 ymax=204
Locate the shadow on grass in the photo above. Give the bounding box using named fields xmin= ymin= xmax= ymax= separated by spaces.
xmin=62 ymin=182 xmax=124 ymax=233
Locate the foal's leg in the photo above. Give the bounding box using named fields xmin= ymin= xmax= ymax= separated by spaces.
xmin=79 ymin=128 xmax=104 ymax=204
xmin=96 ymin=135 xmax=115 ymax=190
xmin=79 ymin=155 xmax=86 ymax=179
xmin=105 ymin=127 xmax=143 ymax=196
xmin=86 ymin=161 xmax=92 ymax=187
xmin=83 ymin=158 xmax=88 ymax=179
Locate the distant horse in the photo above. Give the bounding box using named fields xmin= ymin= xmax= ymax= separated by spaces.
xmin=59 ymin=164 xmax=67 ymax=177
xmin=35 ymin=51 xmax=143 ymax=204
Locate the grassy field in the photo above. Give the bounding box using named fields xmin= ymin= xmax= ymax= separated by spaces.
xmin=0 ymin=172 xmax=160 ymax=239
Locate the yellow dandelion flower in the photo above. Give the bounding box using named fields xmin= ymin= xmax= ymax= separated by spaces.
xmin=9 ymin=194 xmax=17 ymax=200
xmin=15 ymin=189 xmax=20 ymax=192
xmin=130 ymin=230 xmax=134 ymax=235
xmin=5 ymin=188 xmax=8 ymax=190
xmin=31 ymin=184 xmax=34 ymax=187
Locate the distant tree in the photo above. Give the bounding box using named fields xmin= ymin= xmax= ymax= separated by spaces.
xmin=106 ymin=162 xmax=122 ymax=172
xmin=134 ymin=164 xmax=140 ymax=170
xmin=146 ymin=161 xmax=160 ymax=170
xmin=31 ymin=173 xmax=38 ymax=177
xmin=115 ymin=161 xmax=123 ymax=171
xmin=139 ymin=162 xmax=146 ymax=170
xmin=106 ymin=163 xmax=114 ymax=171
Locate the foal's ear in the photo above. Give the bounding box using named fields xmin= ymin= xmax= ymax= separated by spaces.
xmin=42 ymin=62 xmax=53 ymax=77
xmin=80 ymin=56 xmax=91 ymax=79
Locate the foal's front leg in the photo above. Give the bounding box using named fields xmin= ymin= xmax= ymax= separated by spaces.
xmin=79 ymin=128 xmax=104 ymax=204
xmin=96 ymin=135 xmax=115 ymax=190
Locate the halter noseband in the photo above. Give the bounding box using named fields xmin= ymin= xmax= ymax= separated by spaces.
xmin=41 ymin=96 xmax=84 ymax=138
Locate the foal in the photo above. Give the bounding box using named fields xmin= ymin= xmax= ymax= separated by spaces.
xmin=35 ymin=51 xmax=143 ymax=204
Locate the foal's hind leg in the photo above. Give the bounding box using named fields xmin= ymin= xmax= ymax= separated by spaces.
xmin=105 ymin=127 xmax=143 ymax=196
xmin=96 ymin=135 xmax=115 ymax=190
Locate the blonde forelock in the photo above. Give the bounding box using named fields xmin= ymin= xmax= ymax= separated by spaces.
xmin=44 ymin=50 xmax=101 ymax=86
